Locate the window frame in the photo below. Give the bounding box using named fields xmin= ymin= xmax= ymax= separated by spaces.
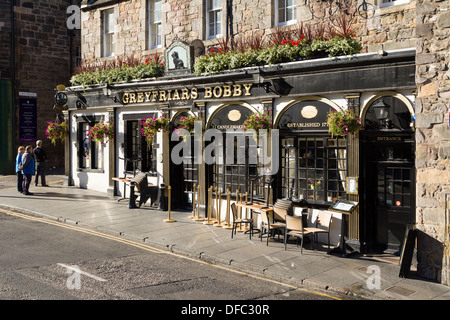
xmin=147 ymin=0 xmax=162 ymax=49
xmin=378 ymin=0 xmax=410 ymax=8
xmin=102 ymin=8 xmax=115 ymax=57
xmin=275 ymin=0 xmax=297 ymax=27
xmin=124 ymin=118 xmax=158 ymax=176
xmin=77 ymin=121 xmax=104 ymax=172
xmin=280 ymin=135 xmax=348 ymax=202
xmin=206 ymin=0 xmax=223 ymax=40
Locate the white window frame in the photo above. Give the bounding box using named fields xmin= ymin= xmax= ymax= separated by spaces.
xmin=379 ymin=0 xmax=410 ymax=8
xmin=206 ymin=0 xmax=222 ymax=40
xmin=102 ymin=8 xmax=115 ymax=57
xmin=275 ymin=0 xmax=296 ymax=27
xmin=148 ymin=0 xmax=162 ymax=49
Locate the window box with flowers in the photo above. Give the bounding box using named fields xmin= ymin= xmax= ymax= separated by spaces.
xmin=45 ymin=121 xmax=69 ymax=145
xmin=140 ymin=115 xmax=170 ymax=145
xmin=87 ymin=121 xmax=115 ymax=144
xmin=327 ymin=110 xmax=362 ymax=138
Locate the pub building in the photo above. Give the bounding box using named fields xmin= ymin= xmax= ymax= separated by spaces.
xmin=63 ymin=44 xmax=416 ymax=254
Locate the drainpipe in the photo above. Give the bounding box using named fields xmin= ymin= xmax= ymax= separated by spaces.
xmin=11 ymin=0 xmax=16 ymax=148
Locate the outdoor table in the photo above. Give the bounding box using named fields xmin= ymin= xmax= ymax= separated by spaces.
xmin=112 ymin=177 xmax=132 ymax=202
xmin=236 ymin=201 xmax=271 ymax=235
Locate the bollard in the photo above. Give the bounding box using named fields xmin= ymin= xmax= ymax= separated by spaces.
xmin=215 ymin=187 xmax=222 ymax=227
xmin=204 ymin=186 xmax=214 ymax=225
xmin=237 ymin=192 xmax=245 ymax=232
xmin=194 ymin=184 xmax=204 ymax=221
xmin=163 ymin=186 xmax=176 ymax=222
xmin=222 ymin=188 xmax=232 ymax=229
xmin=189 ymin=183 xmax=196 ymax=219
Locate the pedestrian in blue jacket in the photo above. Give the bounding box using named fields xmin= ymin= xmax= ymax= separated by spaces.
xmin=21 ymin=145 xmax=35 ymax=195
xmin=15 ymin=146 xmax=25 ymax=193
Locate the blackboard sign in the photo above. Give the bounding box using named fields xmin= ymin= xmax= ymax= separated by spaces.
xmin=19 ymin=96 xmax=37 ymax=142
xmin=399 ymin=224 xmax=417 ymax=278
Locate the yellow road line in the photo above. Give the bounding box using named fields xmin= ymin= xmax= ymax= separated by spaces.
xmin=0 ymin=207 xmax=343 ymax=300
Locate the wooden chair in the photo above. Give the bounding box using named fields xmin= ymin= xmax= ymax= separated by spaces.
xmin=272 ymin=199 xmax=293 ymax=222
xmin=259 ymin=209 xmax=285 ymax=246
xmin=306 ymin=211 xmax=332 ymax=250
xmin=284 ymin=215 xmax=314 ymax=254
xmin=231 ymin=202 xmax=254 ymax=239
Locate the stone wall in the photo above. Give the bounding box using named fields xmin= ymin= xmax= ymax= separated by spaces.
xmin=11 ymin=0 xmax=80 ymax=169
xmin=80 ymin=0 xmax=419 ymax=64
xmin=414 ymin=0 xmax=450 ymax=285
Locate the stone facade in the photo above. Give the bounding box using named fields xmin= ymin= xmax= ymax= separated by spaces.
xmin=80 ymin=0 xmax=419 ymax=63
xmin=76 ymin=0 xmax=450 ymax=285
xmin=0 ymin=0 xmax=81 ymax=171
xmin=414 ymin=0 xmax=450 ymax=285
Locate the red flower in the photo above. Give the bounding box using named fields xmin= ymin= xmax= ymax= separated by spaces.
xmin=210 ymin=48 xmax=215 ymax=52
xmin=145 ymin=59 xmax=149 ymax=64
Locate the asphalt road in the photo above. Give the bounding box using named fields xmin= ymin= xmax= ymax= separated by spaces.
xmin=0 ymin=208 xmax=352 ymax=305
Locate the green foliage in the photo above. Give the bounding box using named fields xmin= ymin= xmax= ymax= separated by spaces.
xmin=70 ymin=60 xmax=164 ymax=87
xmin=88 ymin=121 xmax=115 ymax=144
xmin=45 ymin=121 xmax=68 ymax=146
xmin=327 ymin=110 xmax=362 ymax=137
xmin=194 ymin=36 xmax=362 ymax=75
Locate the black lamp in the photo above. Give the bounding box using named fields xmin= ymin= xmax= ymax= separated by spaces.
xmin=372 ymin=99 xmax=391 ymax=129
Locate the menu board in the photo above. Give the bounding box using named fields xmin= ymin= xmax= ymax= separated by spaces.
xmin=329 ymin=200 xmax=358 ymax=214
xmin=19 ymin=96 xmax=37 ymax=142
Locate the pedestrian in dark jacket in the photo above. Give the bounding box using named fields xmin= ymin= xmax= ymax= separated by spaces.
xmin=33 ymin=140 xmax=48 ymax=186
xmin=15 ymin=146 xmax=25 ymax=193
xmin=21 ymin=145 xmax=35 ymax=195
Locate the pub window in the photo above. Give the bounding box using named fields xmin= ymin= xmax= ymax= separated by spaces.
xmin=78 ymin=122 xmax=102 ymax=170
xmin=125 ymin=120 xmax=157 ymax=174
xmin=281 ymin=136 xmax=347 ymax=202
xmin=102 ymin=8 xmax=115 ymax=57
xmin=276 ymin=0 xmax=296 ymax=27
xmin=212 ymin=132 xmax=261 ymax=197
xmin=148 ymin=0 xmax=162 ymax=49
xmin=206 ymin=0 xmax=222 ymax=39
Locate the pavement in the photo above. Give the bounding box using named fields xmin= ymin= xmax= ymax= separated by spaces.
xmin=1 ymin=172 xmax=449 ymax=301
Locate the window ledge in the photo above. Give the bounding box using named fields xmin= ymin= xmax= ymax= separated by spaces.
xmin=77 ymin=168 xmax=105 ymax=174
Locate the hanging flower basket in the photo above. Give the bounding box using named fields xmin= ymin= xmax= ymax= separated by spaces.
xmin=174 ymin=115 xmax=199 ymax=141
xmin=45 ymin=121 xmax=68 ymax=145
xmin=88 ymin=121 xmax=114 ymax=144
xmin=327 ymin=109 xmax=362 ymax=137
xmin=140 ymin=115 xmax=170 ymax=144
xmin=243 ymin=110 xmax=272 ymax=139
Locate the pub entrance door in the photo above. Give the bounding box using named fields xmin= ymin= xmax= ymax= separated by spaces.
xmin=360 ymin=95 xmax=415 ymax=253
xmin=361 ymin=133 xmax=415 ymax=252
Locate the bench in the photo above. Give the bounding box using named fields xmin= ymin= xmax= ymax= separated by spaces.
xmin=128 ymin=172 xmax=158 ymax=209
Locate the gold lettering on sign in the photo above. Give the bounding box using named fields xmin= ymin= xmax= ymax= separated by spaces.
xmin=121 ymin=84 xmax=253 ymax=105
xmin=377 ymin=137 xmax=402 ymax=141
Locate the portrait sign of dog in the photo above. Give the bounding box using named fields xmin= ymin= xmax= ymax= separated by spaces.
xmin=165 ymin=39 xmax=194 ymax=76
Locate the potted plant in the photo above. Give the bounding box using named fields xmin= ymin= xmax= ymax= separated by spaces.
xmin=88 ymin=121 xmax=114 ymax=144
xmin=140 ymin=115 xmax=170 ymax=144
xmin=327 ymin=109 xmax=362 ymax=138
xmin=45 ymin=121 xmax=68 ymax=145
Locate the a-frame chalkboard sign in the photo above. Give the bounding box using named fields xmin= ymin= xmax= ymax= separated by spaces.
xmin=399 ymin=224 xmax=417 ymax=278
